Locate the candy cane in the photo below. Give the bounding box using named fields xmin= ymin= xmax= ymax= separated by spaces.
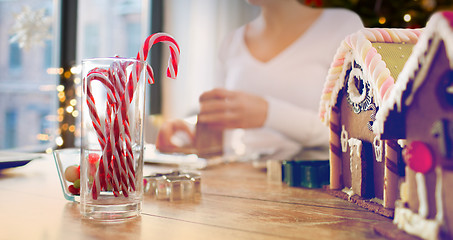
xmin=85 ymin=71 xmax=117 ymax=153
xmin=108 ymin=33 xmax=180 ymax=192
xmin=88 ymin=68 xmax=130 ymax=199
xmin=87 ymin=33 xmax=180 ymax=200
xmin=118 ymin=33 xmax=180 ymax=190
xmin=90 ymin=62 xmax=137 ymax=199
xmin=85 ymin=70 xmax=122 ymax=198
xmin=110 ymin=61 xmax=136 ymax=185
xmin=102 ymin=67 xmax=132 ymax=197
xmin=108 ymin=61 xmax=137 ymax=193
xmin=136 ymin=32 xmax=180 ymax=85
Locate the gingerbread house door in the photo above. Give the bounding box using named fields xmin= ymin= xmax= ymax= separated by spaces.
xmin=348 ymin=138 xmax=373 ymax=198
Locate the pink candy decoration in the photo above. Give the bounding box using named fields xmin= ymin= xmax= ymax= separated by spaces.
xmin=331 ymin=58 xmax=344 ymax=68
xmin=403 ymin=141 xmax=434 ymax=174
xmin=442 ymin=11 xmax=453 ymax=28
xmin=379 ymin=77 xmax=394 ymax=101
xmin=365 ymin=47 xmax=377 ymax=67
xmin=377 ymin=29 xmax=392 ymax=42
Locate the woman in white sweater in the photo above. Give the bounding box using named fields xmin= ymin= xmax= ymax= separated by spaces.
xmin=156 ymin=0 xmax=363 ymax=160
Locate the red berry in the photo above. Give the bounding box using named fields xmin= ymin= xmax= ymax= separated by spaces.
xmin=68 ymin=185 xmax=80 ymax=195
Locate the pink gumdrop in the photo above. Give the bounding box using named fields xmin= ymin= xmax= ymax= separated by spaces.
xmin=403 ymin=141 xmax=434 ymax=174
xmin=88 ymin=153 xmax=100 ymax=164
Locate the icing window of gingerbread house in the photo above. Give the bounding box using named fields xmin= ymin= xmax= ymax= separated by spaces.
xmin=439 ymin=70 xmax=453 ymax=107
xmin=346 ymin=62 xmax=372 ymax=114
xmin=347 ymin=68 xmax=367 ymax=103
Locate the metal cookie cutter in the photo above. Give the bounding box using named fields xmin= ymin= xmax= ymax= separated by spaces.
xmin=144 ymin=171 xmax=201 ymax=201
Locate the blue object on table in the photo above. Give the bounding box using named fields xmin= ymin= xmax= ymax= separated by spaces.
xmin=282 ymin=160 xmax=330 ymax=188
xmin=0 ymin=152 xmax=40 ymax=170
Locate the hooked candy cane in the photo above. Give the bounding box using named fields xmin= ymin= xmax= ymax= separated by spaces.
xmin=110 ymin=61 xmax=137 ymax=190
xmin=85 ymin=70 xmax=121 ymax=198
xmin=108 ymin=33 xmax=181 ymax=194
xmin=88 ymin=33 xmax=180 ymax=199
xmin=89 ymin=63 xmax=136 ymax=199
xmin=136 ymin=32 xmax=180 ymax=83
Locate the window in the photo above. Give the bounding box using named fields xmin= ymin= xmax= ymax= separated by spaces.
xmin=77 ymin=0 xmax=149 ymax=60
xmin=126 ymin=23 xmax=142 ymax=58
xmin=4 ymin=110 xmax=18 ymax=149
xmin=44 ymin=40 xmax=53 ymax=69
xmin=83 ymin=24 xmax=100 ymax=59
xmin=0 ymin=1 xmax=58 ymax=152
xmin=9 ymin=42 xmax=22 ymax=71
xmin=73 ymin=0 xmax=154 ymax=147
xmin=441 ymin=70 xmax=453 ymax=107
xmin=0 ymin=0 xmax=161 ymax=151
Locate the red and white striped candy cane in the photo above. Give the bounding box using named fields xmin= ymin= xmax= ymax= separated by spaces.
xmin=85 ymin=70 xmax=122 ymax=199
xmin=116 ymin=33 xmax=181 ymax=192
xmin=87 ymin=33 xmax=180 ymax=199
xmin=89 ymin=62 xmax=136 ymax=199
xmin=108 ymin=33 xmax=180 ymax=194
xmin=85 ymin=70 xmax=117 ymax=151
xmin=109 ymin=61 xmax=137 ymax=192
xmin=136 ymin=32 xmax=180 ymax=85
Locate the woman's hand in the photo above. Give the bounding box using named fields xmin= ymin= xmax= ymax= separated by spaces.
xmin=155 ymin=119 xmax=194 ymax=153
xmin=197 ymin=88 xmax=268 ymax=129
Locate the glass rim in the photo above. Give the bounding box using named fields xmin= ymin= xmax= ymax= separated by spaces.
xmin=81 ymin=57 xmax=147 ymax=65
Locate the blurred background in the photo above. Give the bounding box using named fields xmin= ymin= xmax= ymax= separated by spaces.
xmin=0 ymin=0 xmax=452 ymax=152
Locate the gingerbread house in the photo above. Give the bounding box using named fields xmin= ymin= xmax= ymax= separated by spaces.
xmin=373 ymin=11 xmax=453 ymax=240
xmin=319 ymin=28 xmax=422 ymax=217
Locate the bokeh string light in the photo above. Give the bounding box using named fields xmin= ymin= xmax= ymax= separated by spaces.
xmin=54 ymin=64 xmax=81 ymax=150
xmin=300 ymin=0 xmax=453 ymax=28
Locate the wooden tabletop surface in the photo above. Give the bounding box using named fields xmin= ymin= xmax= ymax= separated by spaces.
xmin=0 ymin=153 xmax=391 ymax=240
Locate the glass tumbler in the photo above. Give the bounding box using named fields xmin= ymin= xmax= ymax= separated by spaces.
xmin=80 ymin=57 xmax=146 ymax=220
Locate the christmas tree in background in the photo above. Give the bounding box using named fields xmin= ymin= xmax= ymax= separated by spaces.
xmin=302 ymin=0 xmax=453 ymax=28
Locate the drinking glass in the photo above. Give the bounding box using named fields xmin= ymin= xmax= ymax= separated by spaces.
xmin=80 ymin=57 xmax=146 ymax=220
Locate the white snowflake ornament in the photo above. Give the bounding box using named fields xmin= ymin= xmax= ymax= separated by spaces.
xmin=9 ymin=5 xmax=53 ymax=50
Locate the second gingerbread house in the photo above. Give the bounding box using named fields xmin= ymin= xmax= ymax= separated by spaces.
xmin=374 ymin=11 xmax=453 ymax=240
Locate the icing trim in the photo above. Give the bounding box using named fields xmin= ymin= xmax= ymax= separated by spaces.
xmin=374 ymin=135 xmax=383 ymax=162
xmin=416 ymin=172 xmax=429 ymax=218
xmin=341 ymin=125 xmax=349 ymax=152
xmin=348 ymin=138 xmax=362 ymax=158
xmin=435 ymin=167 xmax=445 ymax=229
xmin=347 ymin=68 xmax=367 ymax=104
xmin=348 ymin=138 xmax=362 ymax=176
xmin=393 ymin=167 xmax=446 ymax=239
xmin=319 ymin=28 xmax=422 ymax=125
xmin=374 ymin=11 xmax=453 ymax=135
xmin=394 ymin=204 xmax=441 ymax=240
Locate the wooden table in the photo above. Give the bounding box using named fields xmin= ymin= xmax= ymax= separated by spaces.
xmin=0 ymin=153 xmax=391 ymax=240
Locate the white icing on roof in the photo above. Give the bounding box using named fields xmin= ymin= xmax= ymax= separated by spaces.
xmin=319 ymin=28 xmax=421 ymax=125
xmin=373 ymin=12 xmax=453 ymax=135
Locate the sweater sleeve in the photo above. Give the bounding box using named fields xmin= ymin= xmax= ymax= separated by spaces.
xmin=264 ymin=96 xmax=329 ymax=148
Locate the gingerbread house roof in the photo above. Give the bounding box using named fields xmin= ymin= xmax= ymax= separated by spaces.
xmin=319 ymin=28 xmax=422 ymax=124
xmin=373 ymin=11 xmax=453 ymax=136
